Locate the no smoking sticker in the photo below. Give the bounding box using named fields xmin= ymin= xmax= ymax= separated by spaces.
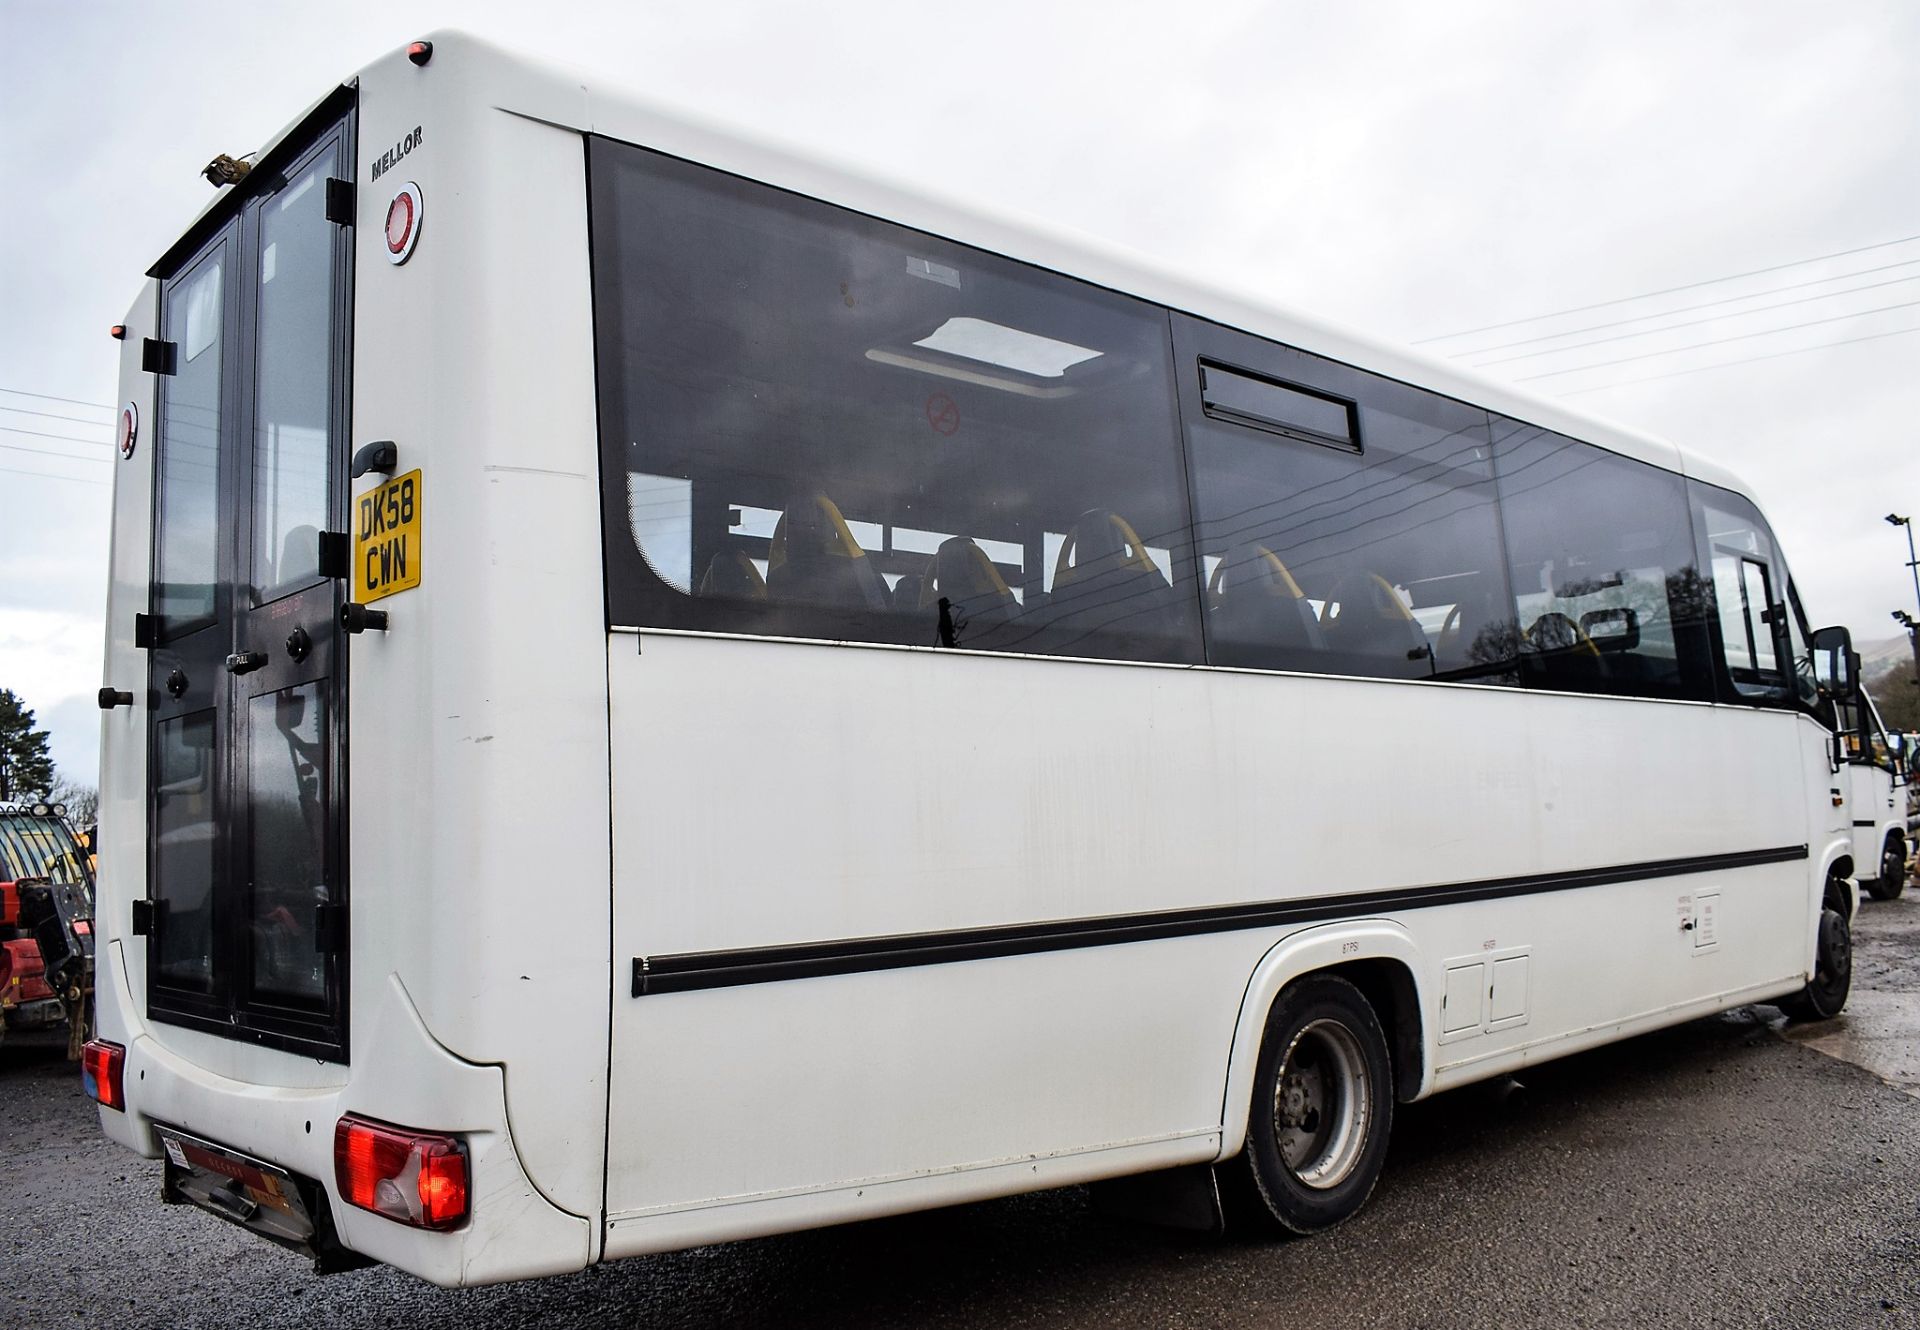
xmin=925 ymin=393 xmax=960 ymax=436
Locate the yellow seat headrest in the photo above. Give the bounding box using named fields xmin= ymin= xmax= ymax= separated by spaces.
xmin=697 ymin=550 xmax=768 ymax=600
xmin=922 ymin=538 xmax=1013 ymax=608
xmin=1209 ymin=544 xmax=1306 ymax=602
xmin=769 ymin=493 xmax=867 ymax=573
xmin=1323 ymin=572 xmax=1415 ymax=625
xmin=1055 ymin=510 xmax=1161 ymax=588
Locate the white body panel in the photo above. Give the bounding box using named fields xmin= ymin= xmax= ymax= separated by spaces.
xmin=94 ymin=31 xmax=1852 ymax=1287
xmin=1848 ymin=760 xmax=1903 ymax=874
xmin=600 ymin=633 xmax=1821 ymax=1254
xmin=1846 ymin=699 xmax=1907 ymax=880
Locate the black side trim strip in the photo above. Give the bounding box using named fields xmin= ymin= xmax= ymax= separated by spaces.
xmin=1852 ymin=820 xmax=1876 ymax=828
xmin=633 ymin=845 xmax=1808 ymax=996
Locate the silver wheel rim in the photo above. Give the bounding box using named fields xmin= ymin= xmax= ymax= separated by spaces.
xmin=1272 ymin=1017 xmax=1373 ymax=1190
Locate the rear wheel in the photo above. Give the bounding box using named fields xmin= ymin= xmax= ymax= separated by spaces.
xmin=1865 ymin=836 xmax=1907 ymax=901
xmin=1235 ymin=975 xmax=1393 ymax=1235
xmin=1779 ymin=894 xmax=1852 ymax=1021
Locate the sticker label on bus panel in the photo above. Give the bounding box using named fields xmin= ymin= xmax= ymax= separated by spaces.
xmin=356 ymin=468 xmax=422 ymax=603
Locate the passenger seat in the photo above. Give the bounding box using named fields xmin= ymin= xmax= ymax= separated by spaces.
xmin=697 ymin=549 xmax=768 ymax=600
xmin=920 ymin=537 xmax=1018 ymax=641
xmin=765 ymin=493 xmax=888 ymax=610
xmin=1319 ymin=571 xmax=1431 ymax=671
xmin=1208 ymin=544 xmax=1325 ymax=661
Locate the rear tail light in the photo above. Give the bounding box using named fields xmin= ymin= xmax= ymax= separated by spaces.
xmin=334 ymin=1115 xmax=468 ymax=1231
xmin=81 ymin=1040 xmax=125 ymax=1112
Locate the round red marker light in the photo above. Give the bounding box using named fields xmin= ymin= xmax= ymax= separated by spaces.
xmin=120 ymin=402 xmax=139 ymax=460
xmin=385 ymin=193 xmax=412 ymax=250
xmin=384 ymin=182 xmax=423 ymax=265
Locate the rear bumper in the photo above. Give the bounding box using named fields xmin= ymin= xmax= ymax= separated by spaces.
xmin=96 ymin=941 xmax=592 ymax=1287
xmin=2 ymin=996 xmax=66 ymax=1028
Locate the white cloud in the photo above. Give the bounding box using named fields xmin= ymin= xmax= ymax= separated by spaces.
xmin=0 ymin=608 xmax=105 ymax=785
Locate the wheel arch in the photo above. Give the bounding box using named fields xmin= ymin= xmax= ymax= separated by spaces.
xmin=1216 ymin=920 xmax=1429 ymax=1162
xmin=1820 ymin=842 xmax=1853 ymax=891
xmin=1812 ymin=843 xmax=1857 ymax=925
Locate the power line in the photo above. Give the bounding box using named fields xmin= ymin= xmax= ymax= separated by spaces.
xmin=1470 ymin=270 xmax=1920 ymax=368
xmin=0 ymin=387 xmax=112 ymax=412
xmin=0 ymin=462 xmax=108 ymax=488
xmin=1559 ymin=323 xmax=1920 ymax=396
xmin=1414 ymin=232 xmax=1920 ymax=344
xmin=0 ymin=440 xmax=111 ymax=465
xmin=1515 ymin=296 xmax=1920 ymax=381
xmin=0 ymin=402 xmax=122 ymax=428
xmin=1451 ymin=255 xmax=1920 ymax=356
xmin=0 ymin=424 xmax=112 ymax=448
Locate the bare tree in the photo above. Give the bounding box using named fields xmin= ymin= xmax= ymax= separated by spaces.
xmin=47 ymin=771 xmax=99 ymax=828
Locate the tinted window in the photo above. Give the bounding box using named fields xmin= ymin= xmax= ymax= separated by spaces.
xmin=1198 ymin=362 xmax=1358 ymax=451
xmin=156 ymin=249 xmax=225 ymax=634
xmin=1493 ymin=421 xmax=1716 ymax=701
xmin=1785 ymin=583 xmax=1824 ymax=715
xmin=590 ymin=140 xmax=1200 ymax=664
xmin=153 ymin=710 xmax=217 ymax=991
xmin=250 ymin=151 xmax=340 ymax=602
xmin=1177 ymin=316 xmax=1517 ymax=683
xmin=1688 ymin=481 xmax=1793 ymax=706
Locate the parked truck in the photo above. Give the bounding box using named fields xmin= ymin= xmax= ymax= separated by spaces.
xmin=0 ymin=801 xmax=95 ymax=1057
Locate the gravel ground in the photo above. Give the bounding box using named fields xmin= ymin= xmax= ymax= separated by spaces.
xmin=5 ymin=900 xmax=1918 ymax=1329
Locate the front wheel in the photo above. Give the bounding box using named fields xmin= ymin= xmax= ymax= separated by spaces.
xmin=1235 ymin=975 xmax=1393 ymax=1235
xmin=1779 ymin=901 xmax=1852 ymax=1021
xmin=1865 ymin=837 xmax=1907 ymax=901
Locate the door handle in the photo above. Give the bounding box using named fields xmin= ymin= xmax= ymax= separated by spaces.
xmin=225 ymin=651 xmax=269 ymax=675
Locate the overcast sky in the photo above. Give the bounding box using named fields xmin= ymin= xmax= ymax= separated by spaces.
xmin=3 ymin=0 xmax=1918 ymax=786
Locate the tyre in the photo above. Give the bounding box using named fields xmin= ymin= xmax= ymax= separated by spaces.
xmin=1864 ymin=837 xmax=1906 ymax=902
xmin=1778 ymin=898 xmax=1852 ymax=1021
xmin=1235 ymin=974 xmax=1393 ymax=1235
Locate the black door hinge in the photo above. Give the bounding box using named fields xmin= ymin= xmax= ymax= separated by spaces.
xmin=142 ymin=339 xmax=178 ymax=376
xmin=314 ymin=902 xmax=347 ymax=953
xmin=131 ymin=899 xmax=162 ymax=935
xmin=317 ymin=530 xmax=351 ymax=579
xmin=325 ymin=178 xmax=354 ymax=226
xmin=134 ymin=612 xmax=156 ymax=649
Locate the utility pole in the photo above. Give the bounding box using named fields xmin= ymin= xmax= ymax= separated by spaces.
xmin=1891 ymin=513 xmax=1920 ymax=685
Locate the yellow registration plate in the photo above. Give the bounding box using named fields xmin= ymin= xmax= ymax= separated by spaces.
xmin=355 ymin=468 xmax=422 ymax=603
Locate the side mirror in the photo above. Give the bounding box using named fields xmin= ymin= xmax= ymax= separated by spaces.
xmin=1810 ymin=625 xmax=1858 ymax=700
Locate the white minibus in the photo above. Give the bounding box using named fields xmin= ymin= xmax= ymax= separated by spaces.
xmin=89 ymin=32 xmax=1867 ymax=1286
